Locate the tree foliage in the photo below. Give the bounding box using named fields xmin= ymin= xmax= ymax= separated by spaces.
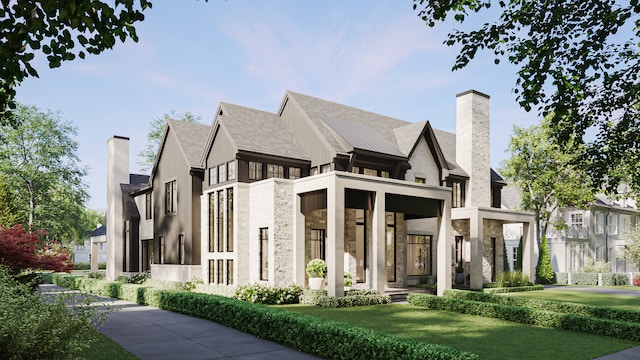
xmin=514 ymin=236 xmax=522 ymax=271
xmin=502 ymin=239 xmax=509 ymax=272
xmin=0 ymin=0 xmax=152 ymax=122
xmin=624 ymin=228 xmax=640 ymax=268
xmin=413 ymin=0 xmax=640 ymax=196
xmin=0 ymin=225 xmax=72 ymax=274
xmin=535 ymin=235 xmax=555 ymax=284
xmin=138 ymin=111 xmax=201 ymax=172
xmin=499 ymin=117 xmax=595 ymax=243
xmin=0 ymin=103 xmax=88 ymax=243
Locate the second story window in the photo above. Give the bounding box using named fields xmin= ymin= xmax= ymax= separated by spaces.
xmin=165 ymin=180 xmax=177 ymax=214
xmin=209 ymin=166 xmax=217 ymax=185
xmin=451 ymin=181 xmax=465 ymax=208
xmin=145 ymin=193 xmax=152 ymax=220
xmin=320 ymin=164 xmax=331 ymax=173
xmin=380 ymin=170 xmax=390 ymax=178
xmin=249 ymin=161 xmax=263 ymax=180
xmin=363 ymin=168 xmax=377 ymax=176
xmin=267 ymin=164 xmax=284 ymax=178
xmin=289 ymin=167 xmax=301 ymax=179
xmin=227 ymin=160 xmax=236 ymax=180
xmin=570 ymin=213 xmax=583 ymax=227
xmin=218 ymin=162 xmax=227 ymax=183
xmin=594 ymin=211 xmax=604 ymax=234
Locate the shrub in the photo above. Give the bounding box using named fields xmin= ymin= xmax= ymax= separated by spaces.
xmin=344 ymin=272 xmax=353 ymax=286
xmin=556 ymin=272 xmax=568 ymax=285
xmin=0 ymin=225 xmax=72 ymax=274
xmin=482 ymin=285 xmax=543 ymax=294
xmin=299 ymin=288 xmax=390 ymax=307
xmin=633 ymin=276 xmax=640 ymax=286
xmin=87 ymin=271 xmax=105 ymax=279
xmin=306 ymin=258 xmax=327 ymax=278
xmin=234 ymin=283 xmax=303 ymax=305
xmin=128 ymin=271 xmax=150 ymax=284
xmin=115 ymin=275 xmax=129 ymax=283
xmin=582 ymin=258 xmax=612 ymax=273
xmin=98 ymin=262 xmax=106 ymax=270
xmin=601 ymin=273 xmax=629 ymax=286
xmin=142 ymin=278 xmax=188 ymax=291
xmin=185 ymin=277 xmax=204 ymax=291
xmin=299 ymin=289 xmax=327 ymax=305
xmin=495 ymin=270 xmax=530 ymax=288
xmin=73 ymin=262 xmax=90 ymax=270
xmin=570 ymin=272 xmax=598 ymax=285
xmin=193 ymin=283 xmax=237 ymax=297
xmin=535 ymin=236 xmax=556 ymax=284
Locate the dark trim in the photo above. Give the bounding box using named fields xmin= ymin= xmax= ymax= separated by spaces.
xmin=237 ymin=150 xmax=312 ymax=167
xmin=112 ymin=135 xmax=130 ymax=140
xmin=456 ymin=89 xmax=490 ymax=99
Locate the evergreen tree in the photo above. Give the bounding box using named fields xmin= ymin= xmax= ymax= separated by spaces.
xmin=502 ymin=239 xmax=510 ymax=272
xmin=536 ymin=235 xmax=556 ymax=284
xmin=514 ymin=236 xmax=523 ymax=271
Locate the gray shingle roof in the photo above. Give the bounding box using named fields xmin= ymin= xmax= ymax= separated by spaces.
xmin=394 ymin=121 xmax=428 ymax=157
xmin=167 ymin=119 xmax=211 ymax=168
xmin=321 ymin=115 xmax=405 ymax=157
xmin=431 ymin=129 xmax=468 ymax=177
xmin=219 ymin=103 xmax=310 ymax=161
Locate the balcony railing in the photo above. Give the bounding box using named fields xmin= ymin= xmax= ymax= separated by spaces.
xmin=566 ymin=225 xmax=590 ymax=239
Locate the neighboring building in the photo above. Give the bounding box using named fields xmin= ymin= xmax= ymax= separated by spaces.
xmin=73 ymin=225 xmax=108 ymax=266
xmin=105 ymin=90 xmax=535 ymax=296
xmin=501 ymin=186 xmax=640 ymax=273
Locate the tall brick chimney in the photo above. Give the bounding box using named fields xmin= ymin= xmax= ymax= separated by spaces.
xmin=106 ymin=136 xmax=129 ymax=280
xmin=455 ymin=90 xmax=491 ymax=208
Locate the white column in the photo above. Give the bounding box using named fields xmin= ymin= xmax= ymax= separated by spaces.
xmin=371 ymin=190 xmax=386 ymax=295
xmin=326 ymin=177 xmax=345 ymax=297
xmin=522 ymin=222 xmax=535 ymax=281
xmin=470 ymin=213 xmax=484 ymax=289
xmin=90 ymin=242 xmax=99 ymax=272
xmin=436 ymin=197 xmax=452 ymax=296
xmin=293 ymin=193 xmax=306 ymax=286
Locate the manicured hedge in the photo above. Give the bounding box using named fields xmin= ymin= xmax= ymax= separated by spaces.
xmin=408 ymin=293 xmax=640 ymax=341
xmin=443 ymin=289 xmax=640 ymax=322
xmin=570 ymin=272 xmax=598 ymax=285
xmin=481 ymin=285 xmax=543 ymax=294
xmin=601 ymin=273 xmax=629 ymax=286
xmin=555 ymin=272 xmax=568 ymax=285
xmin=54 ymin=275 xmax=477 ymax=360
xmin=299 ymin=288 xmax=391 ymax=307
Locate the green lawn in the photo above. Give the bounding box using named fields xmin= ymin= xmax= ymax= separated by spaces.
xmin=73 ymin=328 xmax=139 ymax=360
xmin=285 ymin=303 xmax=638 ymax=360
xmin=505 ymin=288 xmax=640 ymax=310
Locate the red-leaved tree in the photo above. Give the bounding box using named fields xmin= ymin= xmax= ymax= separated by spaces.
xmin=0 ymin=225 xmax=72 ymax=274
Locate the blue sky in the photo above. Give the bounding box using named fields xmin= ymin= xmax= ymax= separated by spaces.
xmin=15 ymin=1 xmax=538 ymax=211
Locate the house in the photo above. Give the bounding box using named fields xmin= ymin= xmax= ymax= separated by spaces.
xmin=72 ymin=225 xmax=108 ymax=270
xmin=105 ymin=90 xmax=535 ymax=296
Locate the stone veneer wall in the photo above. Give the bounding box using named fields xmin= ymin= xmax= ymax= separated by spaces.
xmin=452 ymin=218 xmax=505 ymax=283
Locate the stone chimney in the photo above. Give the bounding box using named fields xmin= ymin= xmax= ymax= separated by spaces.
xmin=455 ymin=90 xmax=491 ymax=208
xmin=106 ymin=136 xmax=130 ymax=280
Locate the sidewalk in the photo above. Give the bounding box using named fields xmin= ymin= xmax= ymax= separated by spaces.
xmin=39 ymin=284 xmax=319 ymax=360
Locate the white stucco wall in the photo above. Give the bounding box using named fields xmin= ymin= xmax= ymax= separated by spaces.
xmin=135 ymin=193 xmax=153 ymax=240
xmin=406 ymin=139 xmax=440 ymax=186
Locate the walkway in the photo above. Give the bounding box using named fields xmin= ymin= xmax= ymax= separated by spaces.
xmin=39 ymin=284 xmax=319 ymax=360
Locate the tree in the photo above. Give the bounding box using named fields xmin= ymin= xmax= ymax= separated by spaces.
xmin=138 ymin=111 xmax=201 ymax=172
xmin=499 ymin=117 xmax=595 ymax=244
xmin=624 ymin=228 xmax=640 ymax=269
xmin=0 ymin=104 xmax=88 ymax=243
xmin=413 ymin=0 xmax=640 ymax=196
xmin=502 ymin=239 xmax=509 ymax=271
xmin=0 ymin=175 xmax=22 ymax=227
xmin=0 ymin=0 xmax=153 ymax=123
xmin=0 ymin=225 xmax=72 ymax=274
xmin=514 ymin=236 xmax=522 ymax=271
xmin=535 ymin=235 xmax=555 ymax=284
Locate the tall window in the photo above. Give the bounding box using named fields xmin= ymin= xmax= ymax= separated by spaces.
xmin=226 ymin=260 xmax=234 ymax=285
xmin=208 ymin=260 xmax=215 ymax=284
xmin=570 ymin=213 xmax=583 ymax=227
xmin=218 ymin=162 xmax=227 ymax=183
xmin=594 ymin=211 xmax=604 ymax=234
xmin=226 ymin=188 xmax=234 ymax=252
xmin=407 ymin=235 xmax=431 ymax=276
xmin=355 ymin=209 xmax=367 ymax=283
xmin=208 ymin=193 xmax=215 ymax=252
xmin=178 ymin=234 xmax=185 ymax=265
xmin=320 ymin=164 xmax=331 ymax=173
xmin=259 ymin=228 xmax=269 ymax=280
xmin=386 ymin=212 xmax=396 ymax=282
xmin=145 ymin=193 xmax=152 ymax=220
xmin=289 ymin=167 xmax=301 ymax=179
xmin=608 ymin=214 xmax=619 ymax=235
xmin=165 ymin=180 xmax=177 ymax=213
xmin=310 ymin=229 xmax=325 ymax=260
xmin=217 ymin=190 xmax=224 ymax=251
xmin=227 ymin=160 xmax=236 ymax=180
xmin=512 ymin=246 xmax=517 ymax=270
xmin=249 ymin=161 xmax=263 ymax=180
xmin=622 ymin=215 xmax=631 ymax=234
xmin=310 ymin=167 xmax=318 ymax=176
xmin=209 ymin=167 xmax=217 ymax=185
xmin=267 ymin=164 xmax=284 ymax=178
xmin=352 ymin=166 xmax=360 ymax=174
xmin=452 ymin=181 xmax=464 ymax=208
xmin=217 ymin=259 xmax=224 ymax=284
xmin=159 ymin=236 xmax=165 ymax=264
xmin=455 ymin=236 xmax=464 ymax=266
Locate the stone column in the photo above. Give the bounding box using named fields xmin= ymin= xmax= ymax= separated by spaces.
xmin=522 ymin=222 xmax=535 ymax=282
xmin=371 ymin=190 xmax=386 ymax=295
xmin=327 ymin=176 xmax=345 ymax=297
xmin=470 ymin=213 xmax=484 ymax=289
xmin=293 ymin=193 xmax=306 ymax=286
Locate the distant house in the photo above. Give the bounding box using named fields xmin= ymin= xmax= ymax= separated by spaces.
xmin=105 ymin=90 xmax=535 ymax=296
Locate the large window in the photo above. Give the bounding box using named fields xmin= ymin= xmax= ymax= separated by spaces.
xmin=178 ymin=234 xmax=185 ymax=265
xmin=289 ymin=167 xmax=301 ymax=179
xmin=208 ymin=193 xmax=215 ymax=252
xmin=227 ymin=160 xmax=236 ymax=180
xmin=209 ymin=167 xmax=217 ymax=185
xmin=355 ymin=209 xmax=367 ymax=283
xmin=249 ymin=161 xmax=263 ymax=180
xmin=145 ymin=193 xmax=152 ymax=220
xmin=608 ymin=214 xmax=619 ymax=235
xmin=570 ymin=213 xmax=583 ymax=227
xmin=407 ymin=235 xmax=431 ymax=276
xmin=386 ymin=212 xmax=396 ymax=282
xmin=217 ymin=259 xmax=224 ymax=284
xmin=165 ymin=180 xmax=177 ymax=213
xmin=208 ymin=260 xmax=215 ymax=284
xmin=226 ymin=188 xmax=234 ymax=252
xmin=259 ymin=228 xmax=269 ymax=280
xmin=267 ymin=164 xmax=284 ymax=178
xmin=594 ymin=211 xmax=604 ymax=234
xmin=622 ymin=215 xmax=632 ymax=234
xmin=217 ymin=190 xmax=224 ymax=251
xmin=218 ymin=163 xmax=227 ymax=183
xmin=452 ymin=181 xmax=464 ymax=208
xmin=310 ymin=229 xmax=325 ymax=260
xmin=380 ymin=170 xmax=390 ymax=178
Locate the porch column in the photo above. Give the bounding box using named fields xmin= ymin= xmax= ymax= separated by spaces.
xmin=90 ymin=241 xmax=99 ymax=272
xmin=522 ymin=222 xmax=535 ymax=281
xmin=371 ymin=190 xmax=386 ymax=295
xmin=470 ymin=214 xmax=484 ymax=289
xmin=327 ymin=178 xmax=345 ymax=297
xmin=293 ymin=194 xmax=306 ymax=286
xmin=436 ymin=198 xmax=452 ymax=296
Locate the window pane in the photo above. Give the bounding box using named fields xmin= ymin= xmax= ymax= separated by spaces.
xmin=363 ymin=168 xmax=377 ymax=176
xmin=209 ymin=193 xmax=215 ymax=252
xmin=386 ymin=212 xmax=396 ymax=282
xmin=415 ymin=177 xmax=425 ymax=184
xmin=209 ymin=260 xmax=215 ymax=284
xmin=217 ymin=260 xmax=224 ymax=284
xmin=217 ymin=190 xmax=224 ymax=251
xmin=381 ymin=170 xmax=390 ymax=178
xmin=249 ymin=161 xmax=263 ymax=180
xmin=310 ymin=229 xmax=325 ymax=260
xmin=178 ymin=234 xmax=185 ymax=264
xmin=219 ymin=163 xmax=226 ymax=183
xmin=227 ymin=260 xmax=234 ymax=285
xmin=227 ymin=160 xmax=236 ymax=180
xmin=227 ymin=188 xmax=234 ymax=252
xmin=209 ymin=167 xmax=217 ymax=185
xmin=320 ymin=164 xmax=331 ymax=173
xmin=407 ymin=235 xmax=431 ymax=276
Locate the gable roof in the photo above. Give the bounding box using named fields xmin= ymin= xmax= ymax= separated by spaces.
xmin=151 ymin=120 xmax=211 ymax=178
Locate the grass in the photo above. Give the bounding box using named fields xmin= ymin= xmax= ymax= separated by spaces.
xmin=285 ymin=303 xmax=639 ymax=360
xmin=506 ymin=288 xmax=640 ymax=310
xmin=73 ymin=328 xmax=139 ymax=360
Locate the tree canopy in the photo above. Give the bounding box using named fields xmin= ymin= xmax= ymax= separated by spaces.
xmin=499 ymin=117 xmax=595 ymax=243
xmin=0 ymin=225 xmax=72 ymax=274
xmin=0 ymin=0 xmax=152 ymax=122
xmin=0 ymin=104 xmax=91 ymax=243
xmin=624 ymin=228 xmax=640 ymax=269
xmin=138 ymin=111 xmax=201 ymax=172
xmin=413 ymin=0 xmax=640 ymax=196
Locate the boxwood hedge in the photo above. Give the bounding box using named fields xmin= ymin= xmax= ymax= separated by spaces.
xmin=408 ymin=293 xmax=640 ymax=341
xmin=53 ymin=274 xmax=477 ymax=360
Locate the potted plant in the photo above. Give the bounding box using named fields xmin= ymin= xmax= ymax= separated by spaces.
xmin=344 ymin=272 xmax=353 ymax=291
xmin=454 ymin=263 xmax=465 ymax=285
xmin=306 ymin=258 xmax=327 ymax=290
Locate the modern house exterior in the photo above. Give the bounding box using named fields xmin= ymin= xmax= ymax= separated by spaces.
xmin=105 ymin=90 xmax=535 ymax=296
